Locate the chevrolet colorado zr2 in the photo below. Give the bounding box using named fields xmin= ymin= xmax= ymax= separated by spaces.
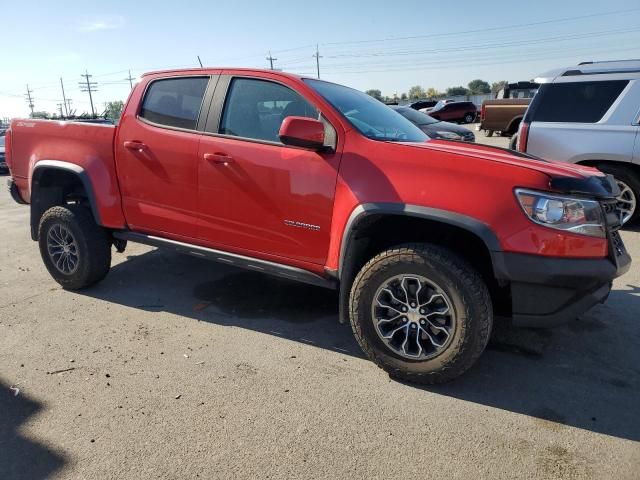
xmin=5 ymin=68 xmax=631 ymax=383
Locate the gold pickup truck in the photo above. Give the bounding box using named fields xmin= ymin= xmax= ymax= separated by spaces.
xmin=479 ymin=82 xmax=538 ymax=142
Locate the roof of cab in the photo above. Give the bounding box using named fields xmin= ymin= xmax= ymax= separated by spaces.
xmin=141 ymin=67 xmax=306 ymax=81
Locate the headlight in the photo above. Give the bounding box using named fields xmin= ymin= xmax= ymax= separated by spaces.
xmin=515 ymin=189 xmax=605 ymax=238
xmin=434 ymin=131 xmax=462 ymax=140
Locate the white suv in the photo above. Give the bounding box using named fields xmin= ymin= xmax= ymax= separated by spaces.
xmin=517 ymin=60 xmax=640 ymax=225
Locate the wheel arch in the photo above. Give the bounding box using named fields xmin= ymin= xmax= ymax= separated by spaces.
xmin=336 ymin=203 xmax=510 ymax=323
xmin=576 ymin=159 xmax=640 ymax=177
xmin=506 ymin=116 xmax=523 ymax=135
xmin=30 ymin=160 xmax=101 ymax=240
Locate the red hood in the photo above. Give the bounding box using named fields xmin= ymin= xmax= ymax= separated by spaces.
xmin=403 ymin=140 xmax=602 ymax=180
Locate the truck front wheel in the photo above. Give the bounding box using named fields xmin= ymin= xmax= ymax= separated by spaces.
xmin=349 ymin=244 xmax=492 ymax=384
xmin=38 ymin=205 xmax=112 ymax=290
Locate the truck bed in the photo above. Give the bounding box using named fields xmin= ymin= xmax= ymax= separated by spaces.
xmin=9 ymin=119 xmax=116 ymax=203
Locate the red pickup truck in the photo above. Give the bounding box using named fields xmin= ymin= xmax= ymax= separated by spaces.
xmin=5 ymin=68 xmax=631 ymax=383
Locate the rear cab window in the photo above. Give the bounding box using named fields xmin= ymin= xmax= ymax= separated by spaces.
xmin=140 ymin=77 xmax=209 ymax=130
xmin=527 ymin=80 xmax=628 ymax=123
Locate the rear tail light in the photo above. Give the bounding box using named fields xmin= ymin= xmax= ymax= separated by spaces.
xmin=480 ymin=104 xmax=486 ymax=121
xmin=518 ymin=122 xmax=529 ymax=153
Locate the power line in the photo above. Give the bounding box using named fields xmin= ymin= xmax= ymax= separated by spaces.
xmin=321 ymin=6 xmax=640 ymax=47
xmin=79 ymin=70 xmax=98 ymax=117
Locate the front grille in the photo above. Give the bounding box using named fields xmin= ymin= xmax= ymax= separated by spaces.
xmin=611 ymin=230 xmax=625 ymax=257
xmin=600 ymin=198 xmax=627 ymax=261
xmin=601 ymin=198 xmax=622 ymax=231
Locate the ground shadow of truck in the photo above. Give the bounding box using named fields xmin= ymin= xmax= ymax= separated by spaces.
xmin=0 ymin=379 xmax=67 ymax=480
xmin=76 ymin=248 xmax=640 ymax=442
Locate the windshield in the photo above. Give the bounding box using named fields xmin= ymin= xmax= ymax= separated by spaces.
xmin=305 ymin=79 xmax=428 ymax=142
xmin=432 ymin=101 xmax=447 ymax=112
xmin=393 ymin=107 xmax=439 ymax=125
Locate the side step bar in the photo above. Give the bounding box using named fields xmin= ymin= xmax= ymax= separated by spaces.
xmin=112 ymin=231 xmax=336 ymax=289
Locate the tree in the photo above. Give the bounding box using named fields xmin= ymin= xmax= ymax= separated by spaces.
xmin=467 ymin=79 xmax=491 ymax=94
xmin=364 ymin=89 xmax=383 ymax=101
xmin=425 ymin=87 xmax=442 ymax=99
xmin=491 ymin=81 xmax=509 ymax=95
xmin=400 ymin=93 xmax=408 ymax=101
xmin=408 ymin=85 xmax=425 ymax=99
xmin=446 ymin=86 xmax=469 ymax=96
xmin=30 ymin=111 xmax=50 ymax=119
xmin=104 ymin=100 xmax=124 ymax=121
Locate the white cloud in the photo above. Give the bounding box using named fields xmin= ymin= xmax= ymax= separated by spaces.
xmin=77 ymin=16 xmax=125 ymax=32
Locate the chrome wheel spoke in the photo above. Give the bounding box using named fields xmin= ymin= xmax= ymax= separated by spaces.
xmin=615 ymin=179 xmax=637 ymax=224
xmin=46 ymin=224 xmax=79 ymax=275
xmin=372 ymin=274 xmax=456 ymax=360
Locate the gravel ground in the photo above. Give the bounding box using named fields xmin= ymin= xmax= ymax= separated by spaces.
xmin=1 ymin=174 xmax=639 ymax=479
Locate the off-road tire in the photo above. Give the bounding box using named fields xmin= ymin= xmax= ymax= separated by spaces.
xmin=595 ymin=163 xmax=640 ymax=226
xmin=484 ymin=130 xmax=494 ymax=137
xmin=38 ymin=205 xmax=111 ymax=289
xmin=509 ymin=134 xmax=518 ymax=150
xmin=349 ymin=243 xmax=492 ymax=384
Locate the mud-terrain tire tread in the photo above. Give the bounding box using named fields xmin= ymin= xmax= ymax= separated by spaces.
xmin=349 ymin=243 xmax=492 ymax=384
xmin=38 ymin=205 xmax=111 ymax=289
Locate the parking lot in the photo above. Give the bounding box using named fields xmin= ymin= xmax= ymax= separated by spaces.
xmin=1 ymin=164 xmax=639 ymax=479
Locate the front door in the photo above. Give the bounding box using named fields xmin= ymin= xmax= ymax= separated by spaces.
xmin=196 ymin=76 xmax=341 ymax=265
xmin=115 ymin=76 xmax=210 ymax=238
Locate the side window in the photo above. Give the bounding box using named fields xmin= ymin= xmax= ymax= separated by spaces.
xmin=531 ymin=80 xmax=628 ymax=123
xmin=140 ymin=77 xmax=209 ymax=130
xmin=218 ymin=78 xmax=319 ymax=143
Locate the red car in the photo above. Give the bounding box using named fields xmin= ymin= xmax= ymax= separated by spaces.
xmin=426 ymin=100 xmax=477 ymax=124
xmin=5 ymin=68 xmax=630 ymax=383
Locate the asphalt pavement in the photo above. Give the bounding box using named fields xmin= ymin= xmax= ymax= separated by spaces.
xmin=1 ymin=170 xmax=639 ymax=479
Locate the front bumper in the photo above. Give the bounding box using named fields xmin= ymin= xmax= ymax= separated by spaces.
xmin=493 ymin=236 xmax=631 ymax=327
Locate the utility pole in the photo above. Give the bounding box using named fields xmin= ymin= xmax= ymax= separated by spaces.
xmin=312 ymin=44 xmax=322 ymax=79
xmin=125 ymin=70 xmax=135 ymax=89
xmin=79 ymin=70 xmax=98 ymax=117
xmin=65 ymin=98 xmax=73 ymax=115
xmin=266 ymin=51 xmax=277 ymax=70
xmin=57 ymin=103 xmax=64 ymax=118
xmin=25 ymin=84 xmax=35 ymax=116
xmin=60 ymin=77 xmax=69 ymax=117
xmin=197 ymin=56 xmax=203 ymax=68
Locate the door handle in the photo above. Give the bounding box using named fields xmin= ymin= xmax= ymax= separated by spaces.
xmin=203 ymin=152 xmax=234 ymax=165
xmin=124 ymin=140 xmax=147 ymax=152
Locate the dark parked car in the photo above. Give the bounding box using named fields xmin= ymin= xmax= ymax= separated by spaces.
xmin=408 ymin=99 xmax=437 ymax=110
xmin=391 ymin=106 xmax=475 ymax=141
xmin=424 ymin=101 xmax=477 ymax=124
xmin=0 ymin=132 xmax=7 ymax=173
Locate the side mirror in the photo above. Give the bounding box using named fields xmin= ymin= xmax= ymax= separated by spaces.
xmin=278 ymin=116 xmax=325 ymax=150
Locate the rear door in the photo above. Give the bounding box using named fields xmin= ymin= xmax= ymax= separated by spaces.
xmin=195 ymin=75 xmax=341 ymax=265
xmin=115 ymin=76 xmax=213 ymax=238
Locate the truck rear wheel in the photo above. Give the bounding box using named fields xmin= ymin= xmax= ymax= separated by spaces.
xmin=349 ymin=244 xmax=492 ymax=384
xmin=38 ymin=205 xmax=111 ymax=290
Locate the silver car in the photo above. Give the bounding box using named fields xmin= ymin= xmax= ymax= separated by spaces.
xmin=517 ymin=60 xmax=640 ymax=225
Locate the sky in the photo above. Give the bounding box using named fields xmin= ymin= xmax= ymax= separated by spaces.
xmin=1 ymin=0 xmax=640 ymax=119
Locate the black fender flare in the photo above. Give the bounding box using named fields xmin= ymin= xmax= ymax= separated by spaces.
xmin=337 ymin=203 xmax=503 ymax=280
xmin=30 ymin=160 xmax=102 ymax=239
